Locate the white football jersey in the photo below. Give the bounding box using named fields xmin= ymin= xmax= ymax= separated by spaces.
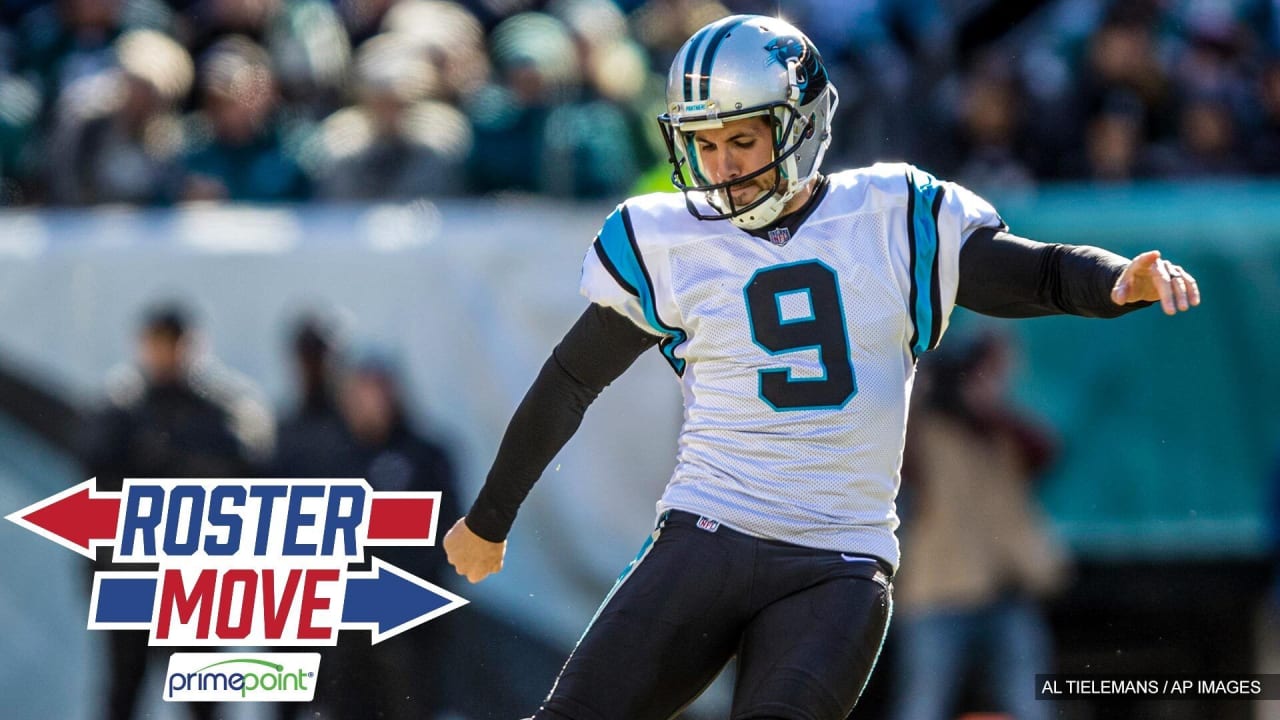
xmin=580 ymin=163 xmax=1004 ymax=569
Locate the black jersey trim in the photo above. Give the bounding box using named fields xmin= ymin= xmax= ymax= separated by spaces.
xmin=593 ymin=237 xmax=639 ymax=297
xmin=927 ymin=187 xmax=946 ymax=352
xmin=620 ymin=207 xmax=688 ymax=376
xmin=905 ymin=171 xmax=921 ymax=358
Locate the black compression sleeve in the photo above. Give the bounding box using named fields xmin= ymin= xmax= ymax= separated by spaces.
xmin=464 ymin=304 xmax=659 ymax=541
xmin=957 ymin=227 xmax=1152 ymax=318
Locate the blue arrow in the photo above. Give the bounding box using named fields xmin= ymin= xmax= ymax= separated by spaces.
xmin=341 ymin=558 xmax=467 ymax=643
xmin=95 ymin=576 xmax=156 ymax=624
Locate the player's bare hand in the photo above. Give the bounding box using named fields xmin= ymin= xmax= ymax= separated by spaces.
xmin=1111 ymin=250 xmax=1201 ymax=315
xmin=443 ymin=517 xmax=506 ymax=583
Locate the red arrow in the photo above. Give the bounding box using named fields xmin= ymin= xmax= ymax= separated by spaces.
xmin=366 ymin=494 xmax=439 ymax=545
xmin=6 ymin=479 xmax=120 ymax=558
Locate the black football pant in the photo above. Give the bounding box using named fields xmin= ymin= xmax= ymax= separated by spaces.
xmin=534 ymin=510 xmax=893 ymax=720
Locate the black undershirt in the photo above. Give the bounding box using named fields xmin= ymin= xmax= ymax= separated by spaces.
xmin=463 ymin=226 xmax=1149 ymax=542
xmin=956 ymin=227 xmax=1143 ymax=318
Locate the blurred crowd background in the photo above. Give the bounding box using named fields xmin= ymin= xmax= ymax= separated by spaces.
xmin=1 ymin=0 xmax=1280 ymax=208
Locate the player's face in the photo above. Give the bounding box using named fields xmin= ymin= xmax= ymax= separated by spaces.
xmin=139 ymin=330 xmax=187 ymax=384
xmin=691 ymin=116 xmax=778 ymax=206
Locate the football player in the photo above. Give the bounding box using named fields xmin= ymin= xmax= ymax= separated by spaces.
xmin=445 ymin=14 xmax=1199 ymax=720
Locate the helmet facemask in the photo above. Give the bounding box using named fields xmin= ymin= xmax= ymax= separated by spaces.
xmin=659 ymin=103 xmax=809 ymax=230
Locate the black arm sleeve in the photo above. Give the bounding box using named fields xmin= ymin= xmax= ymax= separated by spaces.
xmin=464 ymin=304 xmax=660 ymax=541
xmin=957 ymin=227 xmax=1152 ymax=318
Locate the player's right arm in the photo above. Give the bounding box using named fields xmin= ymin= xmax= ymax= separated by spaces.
xmin=445 ymin=303 xmax=658 ymax=583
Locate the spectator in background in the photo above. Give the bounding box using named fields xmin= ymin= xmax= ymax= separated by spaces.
xmin=316 ymin=32 xmax=472 ymax=200
xmin=7 ymin=0 xmax=132 ymax=202
xmin=795 ymin=0 xmax=950 ymax=167
xmin=630 ymin=0 xmax=733 ymax=72
xmin=272 ymin=313 xmax=349 ymax=478
xmin=1154 ymin=93 xmax=1246 ymax=177
xmin=1269 ymin=441 xmax=1280 ymax=624
xmin=183 ymin=0 xmax=282 ymax=59
xmin=891 ymin=332 xmax=1067 ymax=720
xmin=78 ymin=302 xmax=273 ymax=720
xmin=13 ymin=0 xmax=127 ymax=119
xmin=1168 ymin=10 xmax=1254 ymax=111
xmin=1150 ymin=11 xmax=1254 ymax=178
xmin=181 ymin=35 xmax=310 ymax=202
xmin=317 ymin=350 xmax=460 ymax=720
xmin=336 ymin=0 xmax=400 ymax=46
xmin=0 ymin=71 xmax=41 ymax=204
xmin=270 ymin=313 xmax=347 ymax=720
xmin=1249 ymin=59 xmax=1280 ymax=173
xmin=949 ymin=57 xmax=1036 ymax=195
xmin=551 ymin=0 xmax=661 ymax=194
xmin=268 ymin=0 xmax=352 ymax=120
xmin=5 ymin=0 xmax=1280 ymax=207
xmin=466 ymin=12 xmax=576 ymax=196
xmin=381 ymin=0 xmax=490 ymax=105
xmin=1083 ymin=96 xmax=1149 ymax=182
xmin=1067 ymin=7 xmax=1175 ymax=178
xmin=467 ymin=11 xmax=648 ymax=198
xmin=46 ymin=30 xmax=193 ymax=205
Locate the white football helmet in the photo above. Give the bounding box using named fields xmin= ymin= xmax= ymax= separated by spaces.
xmin=657 ymin=15 xmax=838 ymax=230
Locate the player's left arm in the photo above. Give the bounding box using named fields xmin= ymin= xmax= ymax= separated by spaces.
xmin=956 ymin=228 xmax=1201 ymax=318
xmin=445 ymin=304 xmax=658 ymax=583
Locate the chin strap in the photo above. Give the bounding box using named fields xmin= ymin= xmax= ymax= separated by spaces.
xmin=726 ymin=175 xmax=818 ymax=230
xmin=727 ymin=193 xmax=788 ymax=230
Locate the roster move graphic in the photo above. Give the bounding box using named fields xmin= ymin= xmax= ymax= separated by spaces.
xmin=7 ymin=478 xmax=467 ymax=645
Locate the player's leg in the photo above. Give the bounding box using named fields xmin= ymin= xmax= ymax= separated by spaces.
xmin=535 ymin=512 xmax=750 ymax=720
xmin=729 ymin=569 xmax=892 ymax=720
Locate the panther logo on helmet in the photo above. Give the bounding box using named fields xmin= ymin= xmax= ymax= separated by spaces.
xmin=765 ymin=36 xmax=828 ymax=103
xmin=764 ymin=36 xmax=804 ymax=67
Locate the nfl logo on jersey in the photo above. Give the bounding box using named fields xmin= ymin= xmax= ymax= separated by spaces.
xmin=767 ymin=227 xmax=791 ymax=246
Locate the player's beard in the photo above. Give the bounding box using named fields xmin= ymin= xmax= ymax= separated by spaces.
xmin=729 ymin=171 xmax=785 ymax=207
xmin=729 ymin=182 xmax=763 ymax=205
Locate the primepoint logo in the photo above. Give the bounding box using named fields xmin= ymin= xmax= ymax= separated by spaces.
xmin=165 ymin=652 xmax=320 ymax=702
